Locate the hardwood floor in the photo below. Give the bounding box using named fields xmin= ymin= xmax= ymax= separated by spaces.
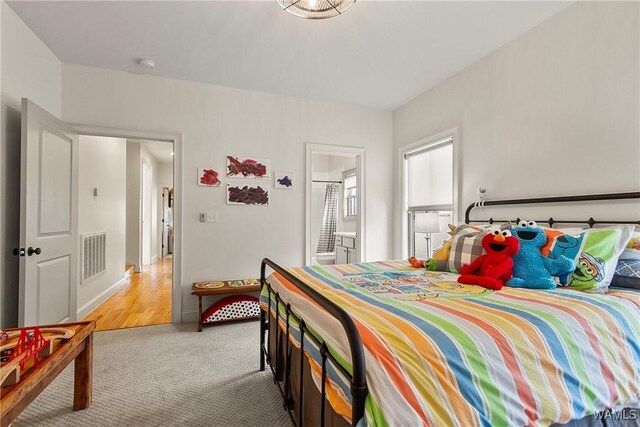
xmin=83 ymin=258 xmax=172 ymax=331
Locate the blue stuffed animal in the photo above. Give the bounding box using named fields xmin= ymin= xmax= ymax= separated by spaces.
xmin=507 ymin=220 xmax=576 ymax=289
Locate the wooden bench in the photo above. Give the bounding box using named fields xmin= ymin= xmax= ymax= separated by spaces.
xmin=191 ymin=281 xmax=261 ymax=332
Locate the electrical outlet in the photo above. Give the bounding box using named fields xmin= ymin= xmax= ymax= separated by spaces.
xmin=206 ymin=211 xmax=218 ymax=223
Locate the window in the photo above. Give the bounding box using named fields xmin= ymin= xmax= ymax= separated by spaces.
xmin=343 ymin=169 xmax=357 ymax=219
xmin=402 ymin=135 xmax=455 ymax=258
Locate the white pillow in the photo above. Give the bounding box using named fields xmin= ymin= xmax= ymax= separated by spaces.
xmin=618 ymin=231 xmax=640 ymax=260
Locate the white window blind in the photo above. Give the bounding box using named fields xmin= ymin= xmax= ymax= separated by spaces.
xmin=406 ymin=139 xmax=453 ymax=207
xmin=403 ymin=135 xmax=455 ymax=257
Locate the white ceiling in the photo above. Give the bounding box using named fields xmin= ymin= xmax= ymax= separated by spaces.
xmin=8 ymin=1 xmax=572 ymax=110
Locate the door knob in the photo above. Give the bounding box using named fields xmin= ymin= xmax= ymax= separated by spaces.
xmin=12 ymin=248 xmax=25 ymax=257
xmin=27 ymin=247 xmax=41 ymax=256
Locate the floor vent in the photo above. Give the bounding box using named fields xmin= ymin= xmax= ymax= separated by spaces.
xmin=82 ymin=232 xmax=106 ymax=283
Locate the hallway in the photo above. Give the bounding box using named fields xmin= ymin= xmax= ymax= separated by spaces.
xmin=83 ymin=258 xmax=172 ymax=331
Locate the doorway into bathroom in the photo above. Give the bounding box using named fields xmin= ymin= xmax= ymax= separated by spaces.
xmin=305 ymin=144 xmax=365 ymax=266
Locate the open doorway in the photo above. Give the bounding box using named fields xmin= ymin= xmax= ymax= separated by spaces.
xmin=305 ymin=144 xmax=366 ymax=266
xmin=161 ymin=187 xmax=174 ymax=259
xmin=81 ymin=138 xmax=174 ymax=331
xmin=15 ymin=99 xmax=181 ymax=328
xmin=309 ymin=154 xmax=357 ymax=266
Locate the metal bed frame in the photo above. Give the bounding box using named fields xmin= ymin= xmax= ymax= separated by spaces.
xmin=260 ymin=191 xmax=640 ymax=427
xmin=259 ymin=258 xmax=367 ymax=427
xmin=464 ymin=191 xmax=640 ymax=227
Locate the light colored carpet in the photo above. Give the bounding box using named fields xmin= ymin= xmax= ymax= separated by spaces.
xmin=13 ymin=322 xmax=293 ymax=427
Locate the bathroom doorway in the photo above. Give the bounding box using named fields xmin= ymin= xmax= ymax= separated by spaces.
xmin=305 ymin=144 xmax=365 ymax=266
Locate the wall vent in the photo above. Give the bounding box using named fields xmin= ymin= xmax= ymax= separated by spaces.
xmin=82 ymin=232 xmax=106 ymax=283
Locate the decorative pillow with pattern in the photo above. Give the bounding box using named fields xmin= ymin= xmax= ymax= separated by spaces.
xmin=543 ymin=225 xmax=633 ymax=292
xmin=446 ymin=223 xmax=510 ymax=273
xmin=611 ymin=259 xmax=640 ymax=290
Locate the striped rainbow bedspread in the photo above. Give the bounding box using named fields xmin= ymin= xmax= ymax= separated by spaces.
xmin=261 ymin=260 xmax=640 ymax=427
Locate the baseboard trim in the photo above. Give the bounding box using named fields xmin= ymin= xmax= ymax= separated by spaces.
xmin=77 ymin=276 xmax=129 ymax=319
xmin=151 ymin=255 xmax=158 ymax=263
xmin=182 ymin=311 xmax=199 ymax=323
xmin=126 ymin=259 xmax=141 ymax=273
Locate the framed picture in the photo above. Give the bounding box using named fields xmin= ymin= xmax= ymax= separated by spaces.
xmin=274 ymin=172 xmax=294 ymax=189
xmin=198 ymin=168 xmax=221 ymax=187
xmin=226 ymin=184 xmax=269 ymax=205
xmin=226 ymin=156 xmax=269 ymax=179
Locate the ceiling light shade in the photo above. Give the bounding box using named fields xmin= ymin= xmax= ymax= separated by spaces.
xmin=276 ymin=0 xmax=356 ymax=20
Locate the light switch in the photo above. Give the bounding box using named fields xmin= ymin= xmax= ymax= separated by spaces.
xmin=206 ymin=211 xmax=218 ymax=223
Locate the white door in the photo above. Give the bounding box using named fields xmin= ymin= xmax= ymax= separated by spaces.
xmin=142 ymin=162 xmax=152 ymax=265
xmin=19 ymin=99 xmax=78 ymax=326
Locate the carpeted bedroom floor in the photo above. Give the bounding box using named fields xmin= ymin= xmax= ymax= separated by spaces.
xmin=13 ymin=322 xmax=293 ymax=427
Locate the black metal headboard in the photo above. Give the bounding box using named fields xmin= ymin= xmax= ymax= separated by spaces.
xmin=464 ymin=192 xmax=640 ymax=228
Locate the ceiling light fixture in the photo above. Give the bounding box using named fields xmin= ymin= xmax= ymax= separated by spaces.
xmin=276 ymin=0 xmax=356 ymax=20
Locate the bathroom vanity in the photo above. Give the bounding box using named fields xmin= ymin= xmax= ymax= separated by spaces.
xmin=334 ymin=232 xmax=358 ymax=264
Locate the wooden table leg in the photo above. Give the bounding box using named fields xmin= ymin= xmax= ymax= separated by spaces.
xmin=198 ymin=296 xmax=203 ymax=332
xmin=73 ymin=332 xmax=93 ymax=410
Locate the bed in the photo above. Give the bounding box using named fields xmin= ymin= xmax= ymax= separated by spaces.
xmin=259 ymin=192 xmax=640 ymax=427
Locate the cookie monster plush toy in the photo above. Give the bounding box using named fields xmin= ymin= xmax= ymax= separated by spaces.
xmin=507 ymin=220 xmax=576 ymax=289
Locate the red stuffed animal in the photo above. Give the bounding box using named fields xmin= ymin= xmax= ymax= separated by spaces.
xmin=457 ymin=229 xmax=519 ymax=290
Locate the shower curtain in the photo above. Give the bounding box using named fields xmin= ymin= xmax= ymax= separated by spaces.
xmin=316 ymin=183 xmax=340 ymax=254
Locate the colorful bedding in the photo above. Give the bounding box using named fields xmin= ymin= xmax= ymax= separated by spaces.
xmin=261 ymin=260 xmax=640 ymax=427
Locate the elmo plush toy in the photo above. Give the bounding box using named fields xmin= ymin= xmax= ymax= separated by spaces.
xmin=457 ymin=229 xmax=520 ymax=290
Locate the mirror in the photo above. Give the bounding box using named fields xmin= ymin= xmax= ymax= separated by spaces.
xmin=305 ymin=144 xmax=365 ymax=266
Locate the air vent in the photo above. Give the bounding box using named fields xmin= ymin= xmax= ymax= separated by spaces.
xmin=82 ymin=232 xmax=106 ymax=283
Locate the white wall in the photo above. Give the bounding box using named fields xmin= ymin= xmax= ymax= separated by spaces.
xmin=140 ymin=144 xmax=160 ymax=264
xmin=158 ymin=162 xmax=173 ymax=187
xmin=393 ymin=1 xmax=640 ymax=256
xmin=126 ymin=141 xmax=163 ymax=267
xmin=125 ymin=142 xmax=141 ymax=268
xmin=0 ymin=2 xmax=62 ymax=327
xmin=61 ymin=65 xmax=393 ymax=321
xmin=77 ymin=136 xmax=126 ymax=318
